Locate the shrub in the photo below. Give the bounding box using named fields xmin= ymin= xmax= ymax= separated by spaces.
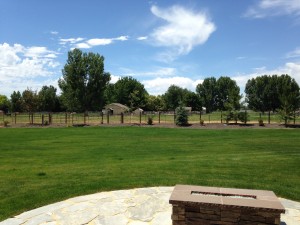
xmin=3 ymin=120 xmax=9 ymax=127
xmin=44 ymin=121 xmax=49 ymax=126
xmin=147 ymin=116 xmax=153 ymax=125
xmin=175 ymin=105 xmax=188 ymax=126
xmin=200 ymin=119 xmax=205 ymax=126
xmin=238 ymin=111 xmax=250 ymax=124
xmin=258 ymin=119 xmax=264 ymax=126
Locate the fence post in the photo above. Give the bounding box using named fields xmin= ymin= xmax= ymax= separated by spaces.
xmin=199 ymin=111 xmax=202 ymax=124
xmin=139 ymin=111 xmax=142 ymax=124
xmin=158 ymin=111 xmax=161 ymax=124
xmin=294 ymin=111 xmax=296 ymax=125
xmin=71 ymin=113 xmax=74 ymax=125
xmin=107 ymin=112 xmax=109 ymax=124
xmin=65 ymin=113 xmax=68 ymax=125
xmin=174 ymin=110 xmax=176 ymax=124
xmin=100 ymin=112 xmax=103 ymax=124
xmin=15 ymin=113 xmax=17 ymax=124
xmin=268 ymin=111 xmax=270 ymax=124
xmin=221 ymin=111 xmax=223 ymax=123
xmin=120 ymin=112 xmax=124 ymax=124
xmin=42 ymin=114 xmax=44 ymax=126
xmin=84 ymin=112 xmax=87 ymax=125
xmin=209 ymin=115 xmax=210 ymax=124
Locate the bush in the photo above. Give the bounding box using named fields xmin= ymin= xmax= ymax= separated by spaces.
xmin=3 ymin=120 xmax=9 ymax=127
xmin=175 ymin=105 xmax=188 ymax=126
xmin=200 ymin=119 xmax=205 ymax=126
xmin=258 ymin=119 xmax=264 ymax=126
xmin=238 ymin=111 xmax=250 ymax=124
xmin=147 ymin=116 xmax=153 ymax=125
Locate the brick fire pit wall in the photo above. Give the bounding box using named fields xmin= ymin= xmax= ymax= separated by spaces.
xmin=169 ymin=185 xmax=285 ymax=225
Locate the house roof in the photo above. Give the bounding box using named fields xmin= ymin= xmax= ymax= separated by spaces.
xmin=105 ymin=103 xmax=129 ymax=110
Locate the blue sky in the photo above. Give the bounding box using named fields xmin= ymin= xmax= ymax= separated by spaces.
xmin=1 ymin=0 xmax=300 ymax=97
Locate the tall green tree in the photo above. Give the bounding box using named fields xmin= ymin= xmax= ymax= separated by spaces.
xmin=145 ymin=95 xmax=165 ymax=111
xmin=184 ymin=91 xmax=202 ymax=111
xmin=245 ymin=74 xmax=300 ymax=124
xmin=22 ymin=89 xmax=38 ymax=112
xmin=196 ymin=77 xmax=240 ymax=112
xmin=58 ymin=49 xmax=111 ymax=112
xmin=277 ymin=74 xmax=300 ymax=125
xmin=163 ymin=85 xmax=188 ymax=110
xmin=0 ymin=95 xmax=10 ymax=113
xmin=10 ymin=91 xmax=23 ymax=112
xmin=215 ymin=76 xmax=241 ymax=111
xmin=38 ymin=85 xmax=59 ymax=112
xmin=196 ymin=77 xmax=217 ymax=113
xmin=109 ymin=76 xmax=148 ymax=110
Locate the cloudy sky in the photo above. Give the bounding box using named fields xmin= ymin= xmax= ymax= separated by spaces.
xmin=1 ymin=0 xmax=300 ymax=96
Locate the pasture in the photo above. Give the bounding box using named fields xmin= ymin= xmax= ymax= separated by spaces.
xmin=0 ymin=126 xmax=299 ymax=221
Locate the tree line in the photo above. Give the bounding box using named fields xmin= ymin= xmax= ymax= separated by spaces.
xmin=1 ymin=49 xmax=299 ymax=123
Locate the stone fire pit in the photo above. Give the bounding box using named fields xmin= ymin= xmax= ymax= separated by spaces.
xmin=169 ymin=185 xmax=285 ymax=225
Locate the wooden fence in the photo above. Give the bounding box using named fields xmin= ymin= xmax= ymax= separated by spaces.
xmin=1 ymin=111 xmax=300 ymax=126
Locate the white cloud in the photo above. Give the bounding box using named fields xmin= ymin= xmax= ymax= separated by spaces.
xmin=59 ymin=37 xmax=85 ymax=45
xmin=114 ymin=36 xmax=129 ymax=41
xmin=286 ymin=47 xmax=300 ymax=58
xmin=87 ymin=38 xmax=113 ymax=46
xmin=0 ymin=43 xmax=60 ymax=96
xmin=137 ymin=36 xmax=148 ymax=41
xmin=245 ymin=0 xmax=300 ymax=18
xmin=110 ymin=75 xmax=120 ymax=84
xmin=142 ymin=76 xmax=203 ymax=95
xmin=150 ymin=5 xmax=216 ymax=60
xmin=74 ymin=43 xmax=91 ymax=49
xmin=50 ymin=31 xmax=59 ymax=35
xmin=69 ymin=36 xmax=129 ymax=49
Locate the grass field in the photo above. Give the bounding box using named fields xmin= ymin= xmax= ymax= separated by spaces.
xmin=0 ymin=126 xmax=299 ymax=221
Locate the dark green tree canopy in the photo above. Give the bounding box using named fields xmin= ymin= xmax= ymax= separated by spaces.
xmin=196 ymin=77 xmax=217 ymax=113
xmin=38 ymin=85 xmax=59 ymax=112
xmin=196 ymin=77 xmax=240 ymax=112
xmin=10 ymin=91 xmax=22 ymax=112
xmin=215 ymin=76 xmax=241 ymax=111
xmin=0 ymin=95 xmax=10 ymax=113
xmin=245 ymin=74 xmax=300 ymax=113
xmin=22 ymin=89 xmax=38 ymax=112
xmin=58 ymin=49 xmax=111 ymax=112
xmin=145 ymin=95 xmax=165 ymax=111
xmin=163 ymin=85 xmax=189 ymax=110
xmin=107 ymin=76 xmax=148 ymax=110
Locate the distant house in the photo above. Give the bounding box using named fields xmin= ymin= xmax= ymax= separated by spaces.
xmin=133 ymin=108 xmax=144 ymax=114
xmin=104 ymin=103 xmax=129 ymax=115
xmin=176 ymin=107 xmax=192 ymax=113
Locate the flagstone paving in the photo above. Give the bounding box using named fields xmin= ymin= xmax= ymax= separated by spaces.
xmin=0 ymin=187 xmax=299 ymax=225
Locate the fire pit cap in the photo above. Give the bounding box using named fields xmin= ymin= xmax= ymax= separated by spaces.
xmin=169 ymin=185 xmax=285 ymax=213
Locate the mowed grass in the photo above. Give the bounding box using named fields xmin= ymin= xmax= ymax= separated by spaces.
xmin=0 ymin=127 xmax=299 ymax=221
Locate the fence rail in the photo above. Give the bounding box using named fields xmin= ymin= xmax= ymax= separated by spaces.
xmin=1 ymin=111 xmax=300 ymax=127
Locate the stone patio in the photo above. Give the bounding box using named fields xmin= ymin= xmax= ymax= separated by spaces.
xmin=0 ymin=186 xmax=299 ymax=225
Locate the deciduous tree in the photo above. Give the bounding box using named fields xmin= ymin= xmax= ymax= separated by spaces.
xmin=196 ymin=77 xmax=217 ymax=113
xmin=0 ymin=95 xmax=10 ymax=113
xmin=110 ymin=76 xmax=148 ymax=110
xmin=38 ymin=85 xmax=59 ymax=112
xmin=10 ymin=91 xmax=22 ymax=112
xmin=58 ymin=49 xmax=111 ymax=112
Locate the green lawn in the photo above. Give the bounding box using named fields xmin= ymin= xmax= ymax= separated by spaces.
xmin=0 ymin=127 xmax=299 ymax=221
